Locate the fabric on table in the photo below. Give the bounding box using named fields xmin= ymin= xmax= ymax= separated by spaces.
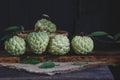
xmin=0 ymin=65 xmax=114 ymax=80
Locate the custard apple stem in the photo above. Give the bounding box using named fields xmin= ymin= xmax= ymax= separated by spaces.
xmin=80 ymin=32 xmax=84 ymax=36
xmin=80 ymin=32 xmax=88 ymax=36
xmin=42 ymin=14 xmax=51 ymax=21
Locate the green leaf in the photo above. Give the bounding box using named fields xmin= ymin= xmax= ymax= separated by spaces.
xmin=72 ymin=62 xmax=87 ymax=66
xmin=40 ymin=61 xmax=55 ymax=68
xmin=20 ymin=57 xmax=41 ymax=64
xmin=107 ymin=35 xmax=114 ymax=40
xmin=0 ymin=34 xmax=14 ymax=40
xmin=89 ymin=31 xmax=114 ymax=40
xmin=88 ymin=31 xmax=109 ymax=37
xmin=114 ymin=33 xmax=120 ymax=40
xmin=20 ymin=25 xmax=25 ymax=32
xmin=116 ymin=40 xmax=120 ymax=43
xmin=5 ymin=26 xmax=19 ymax=31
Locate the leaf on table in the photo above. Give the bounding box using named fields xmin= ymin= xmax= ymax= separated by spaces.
xmin=40 ymin=61 xmax=55 ymax=68
xmin=72 ymin=62 xmax=87 ymax=66
xmin=20 ymin=57 xmax=41 ymax=64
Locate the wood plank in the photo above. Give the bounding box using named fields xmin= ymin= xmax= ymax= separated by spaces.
xmin=0 ymin=57 xmax=20 ymax=63
xmin=0 ymin=55 xmax=120 ymax=63
xmin=32 ymin=55 xmax=120 ymax=63
xmin=1 ymin=50 xmax=120 ymax=56
xmin=0 ymin=50 xmax=120 ymax=63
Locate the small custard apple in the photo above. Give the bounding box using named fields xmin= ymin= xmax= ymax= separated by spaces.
xmin=34 ymin=19 xmax=56 ymax=34
xmin=27 ymin=32 xmax=49 ymax=54
xmin=48 ymin=35 xmax=70 ymax=55
xmin=4 ymin=36 xmax=26 ymax=56
xmin=71 ymin=36 xmax=94 ymax=54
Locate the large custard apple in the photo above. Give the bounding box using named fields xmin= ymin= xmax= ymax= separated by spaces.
xmin=71 ymin=36 xmax=94 ymax=54
xmin=34 ymin=19 xmax=56 ymax=34
xmin=4 ymin=36 xmax=26 ymax=56
xmin=27 ymin=32 xmax=49 ymax=54
xmin=48 ymin=35 xmax=70 ymax=55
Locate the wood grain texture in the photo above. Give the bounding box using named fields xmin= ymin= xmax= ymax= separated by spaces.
xmin=0 ymin=57 xmax=20 ymax=63
xmin=0 ymin=50 xmax=120 ymax=63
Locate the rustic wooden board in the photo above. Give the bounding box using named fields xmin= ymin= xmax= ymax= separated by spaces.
xmin=0 ymin=50 xmax=120 ymax=63
xmin=0 ymin=57 xmax=20 ymax=63
xmin=0 ymin=62 xmax=106 ymax=75
xmin=0 ymin=56 xmax=119 ymax=63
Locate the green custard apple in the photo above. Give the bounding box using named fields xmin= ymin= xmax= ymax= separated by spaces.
xmin=4 ymin=36 xmax=26 ymax=56
xmin=34 ymin=19 xmax=56 ymax=34
xmin=27 ymin=32 xmax=49 ymax=54
xmin=48 ymin=34 xmax=70 ymax=55
xmin=71 ymin=36 xmax=94 ymax=54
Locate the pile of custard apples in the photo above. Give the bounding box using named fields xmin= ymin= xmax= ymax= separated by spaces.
xmin=4 ymin=17 xmax=94 ymax=56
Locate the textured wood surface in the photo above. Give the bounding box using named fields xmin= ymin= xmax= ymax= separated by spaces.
xmin=16 ymin=30 xmax=68 ymax=39
xmin=0 ymin=50 xmax=120 ymax=63
xmin=0 ymin=57 xmax=20 ymax=63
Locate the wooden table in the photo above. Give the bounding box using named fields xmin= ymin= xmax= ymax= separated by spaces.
xmin=0 ymin=50 xmax=119 ymax=80
xmin=0 ymin=50 xmax=120 ymax=63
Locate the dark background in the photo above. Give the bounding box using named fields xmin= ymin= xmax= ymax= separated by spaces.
xmin=0 ymin=0 xmax=120 ymax=50
xmin=0 ymin=0 xmax=120 ymax=79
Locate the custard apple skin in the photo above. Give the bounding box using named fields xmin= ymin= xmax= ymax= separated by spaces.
xmin=27 ymin=32 xmax=49 ymax=54
xmin=4 ymin=36 xmax=26 ymax=56
xmin=71 ymin=36 xmax=94 ymax=54
xmin=34 ymin=19 xmax=56 ymax=34
xmin=48 ymin=35 xmax=70 ymax=55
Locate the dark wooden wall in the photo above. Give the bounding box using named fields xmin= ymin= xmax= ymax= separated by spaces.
xmin=0 ymin=0 xmax=75 ymax=37
xmin=0 ymin=0 xmax=119 ymax=50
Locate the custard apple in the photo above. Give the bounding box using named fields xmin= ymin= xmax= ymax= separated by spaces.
xmin=4 ymin=36 xmax=26 ymax=56
xmin=71 ymin=36 xmax=94 ymax=54
xmin=27 ymin=32 xmax=49 ymax=54
xmin=34 ymin=19 xmax=56 ymax=34
xmin=48 ymin=35 xmax=70 ymax=55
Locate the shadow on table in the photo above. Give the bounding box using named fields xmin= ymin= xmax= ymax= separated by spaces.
xmin=0 ymin=65 xmax=114 ymax=80
xmin=109 ymin=64 xmax=120 ymax=80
